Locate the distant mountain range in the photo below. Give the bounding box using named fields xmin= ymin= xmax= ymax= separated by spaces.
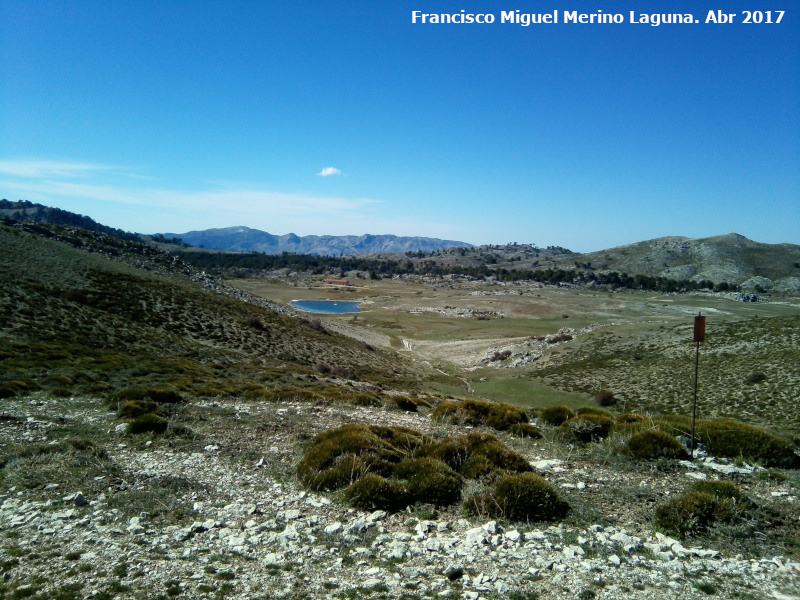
xmin=157 ymin=226 xmax=473 ymax=256
xmin=3 ymin=199 xmax=799 ymax=292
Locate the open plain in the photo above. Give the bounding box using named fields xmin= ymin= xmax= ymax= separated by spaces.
xmin=230 ymin=277 xmax=800 ymax=437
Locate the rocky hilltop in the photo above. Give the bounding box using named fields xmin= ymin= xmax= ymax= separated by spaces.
xmin=570 ymin=234 xmax=800 ymax=293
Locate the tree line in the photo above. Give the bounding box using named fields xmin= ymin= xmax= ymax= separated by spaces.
xmin=174 ymin=250 xmax=737 ymax=293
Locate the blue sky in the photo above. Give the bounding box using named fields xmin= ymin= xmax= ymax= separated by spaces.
xmin=1 ymin=1 xmax=797 ymax=252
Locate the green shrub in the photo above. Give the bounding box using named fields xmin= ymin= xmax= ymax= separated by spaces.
xmin=119 ymin=400 xmax=158 ymax=418
xmin=346 ymin=393 xmax=382 ymax=407
xmin=617 ymin=413 xmax=647 ymax=425
xmin=507 ymin=423 xmax=542 ymax=439
xmin=561 ymin=414 xmax=614 ymax=443
xmin=655 ymin=481 xmax=753 ymax=535
xmin=109 ymin=387 xmax=183 ymax=405
xmin=345 ymin=474 xmax=409 ymax=512
xmin=595 ymin=390 xmax=617 ymax=407
xmin=298 ymin=424 xmax=534 ymax=512
xmin=694 ymin=419 xmax=800 ymax=469
xmin=470 ymin=472 xmax=568 ymax=522
xmin=128 ymin=414 xmax=168 ymax=435
xmin=540 ymin=405 xmax=575 ymax=426
xmin=393 ymin=458 xmax=463 ymax=506
xmin=390 ymin=396 xmax=418 ymax=412
xmin=296 ymin=424 xmax=426 ymax=491
xmin=0 ymin=386 xmax=16 ymax=399
xmin=576 ymin=406 xmax=613 ymax=418
xmin=431 ymin=399 xmax=528 ymax=431
xmin=627 ymin=430 xmax=689 ymax=460
xmin=147 ymin=389 xmax=184 ymax=404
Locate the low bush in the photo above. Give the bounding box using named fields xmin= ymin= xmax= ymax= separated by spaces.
xmin=576 ymin=406 xmax=613 ymax=418
xmin=617 ymin=413 xmax=647 ymax=425
xmin=431 ymin=399 xmax=529 ymax=431
xmin=627 ymin=430 xmax=689 ymax=460
xmin=393 ymin=458 xmax=463 ymax=506
xmin=507 ymin=423 xmax=542 ymax=439
xmin=295 ymin=424 xmax=427 ymax=491
xmin=467 ymin=472 xmax=568 ymax=522
xmin=119 ymin=400 xmax=158 ymax=418
xmin=298 ymin=425 xmax=541 ymax=517
xmin=244 ymin=315 xmax=264 ymax=330
xmin=655 ymin=481 xmax=753 ymax=536
xmin=561 ymin=414 xmax=614 ymax=443
xmin=345 ymin=474 xmax=409 ymax=512
xmin=391 ymin=396 xmax=418 ymax=412
xmin=595 ymin=390 xmax=617 ymax=407
xmin=539 ymin=405 xmax=575 ymax=426
xmin=128 ymin=414 xmax=168 ymax=435
xmin=304 ymin=319 xmax=327 ymax=333
xmin=109 ymin=387 xmax=183 ymax=405
xmin=545 ymin=332 xmax=573 ymax=344
xmin=695 ymin=419 xmax=800 ymax=469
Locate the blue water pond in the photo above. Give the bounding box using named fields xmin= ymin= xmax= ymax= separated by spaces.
xmin=292 ymin=300 xmax=362 ymax=314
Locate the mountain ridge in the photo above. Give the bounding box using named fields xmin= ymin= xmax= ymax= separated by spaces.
xmin=158 ymin=226 xmax=474 ymax=256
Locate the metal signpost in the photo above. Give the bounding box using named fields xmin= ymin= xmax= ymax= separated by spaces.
xmin=691 ymin=312 xmax=706 ymax=458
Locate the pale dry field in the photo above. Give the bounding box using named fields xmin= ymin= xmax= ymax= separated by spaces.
xmin=231 ymin=277 xmax=800 ymax=436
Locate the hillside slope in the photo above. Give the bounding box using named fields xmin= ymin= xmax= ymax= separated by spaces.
xmin=566 ymin=234 xmax=800 ymax=292
xmin=0 ymin=221 xmax=421 ymax=398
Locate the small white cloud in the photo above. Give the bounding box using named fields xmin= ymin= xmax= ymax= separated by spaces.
xmin=317 ymin=166 xmax=343 ymax=177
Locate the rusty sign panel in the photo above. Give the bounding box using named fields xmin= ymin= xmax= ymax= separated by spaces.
xmin=694 ymin=315 xmax=706 ymax=343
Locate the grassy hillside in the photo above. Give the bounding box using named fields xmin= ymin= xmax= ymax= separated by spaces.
xmin=0 ymin=222 xmax=424 ymax=400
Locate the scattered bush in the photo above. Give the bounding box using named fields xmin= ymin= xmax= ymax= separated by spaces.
xmin=507 ymin=423 xmax=542 ymax=439
xmin=561 ymin=414 xmax=614 ymax=443
xmin=576 ymin=406 xmax=613 ymax=418
xmin=390 ymin=396 xmax=419 ymax=412
xmin=745 ymin=371 xmax=767 ymax=384
xmin=627 ymin=430 xmax=689 ymax=460
xmin=453 ymin=433 xmax=533 ymax=479
xmin=346 ymin=393 xmax=381 ymax=407
xmin=539 ymin=405 xmax=575 ymax=426
xmin=595 ymin=390 xmax=617 ymax=407
xmin=345 ymin=474 xmax=409 ymax=511
xmin=298 ymin=425 xmax=540 ymax=516
xmin=694 ymin=419 xmax=800 ymax=469
xmin=393 ymin=458 xmax=463 ymax=506
xmin=119 ymin=400 xmax=158 ymax=419
xmin=468 ymin=472 xmax=568 ymax=522
xmin=304 ymin=319 xmax=327 ymax=333
xmin=109 ymin=387 xmax=183 ymax=405
xmin=315 ymin=362 xmax=332 ymax=375
xmin=431 ymin=399 xmax=529 ymax=431
xmin=545 ymin=332 xmax=573 ymax=344
xmin=245 ymin=315 xmax=264 ymax=330
xmin=62 ymin=289 xmax=89 ymax=305
xmin=489 ymin=350 xmax=512 ymax=362
xmin=655 ymin=481 xmax=753 ymax=536
xmin=128 ymin=414 xmax=169 ymax=435
xmin=296 ymin=424 xmax=426 ymax=491
xmin=617 ymin=413 xmax=647 ymax=425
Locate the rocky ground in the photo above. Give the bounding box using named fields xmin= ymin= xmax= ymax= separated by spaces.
xmin=1 ymin=395 xmax=798 ymax=600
